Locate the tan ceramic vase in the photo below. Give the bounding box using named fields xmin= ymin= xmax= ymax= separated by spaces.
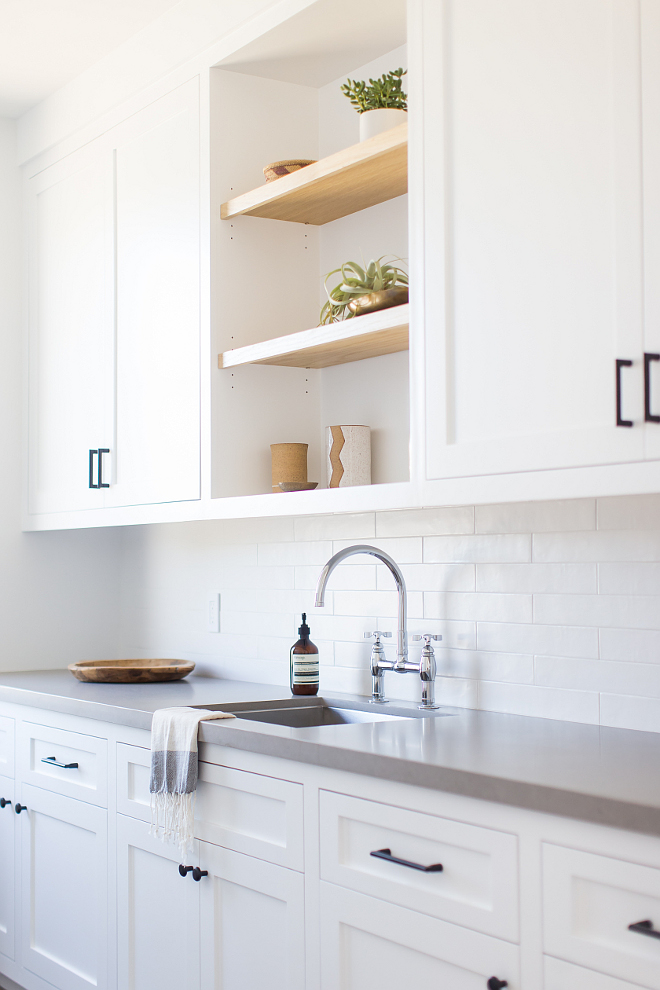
xmin=271 ymin=443 xmax=308 ymax=493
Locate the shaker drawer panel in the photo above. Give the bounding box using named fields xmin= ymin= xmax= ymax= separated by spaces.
xmin=0 ymin=717 xmax=15 ymax=779
xmin=116 ymin=744 xmax=304 ymax=870
xmin=545 ymin=955 xmax=652 ymax=990
xmin=319 ymin=790 xmax=518 ymax=941
xmin=195 ymin=762 xmax=304 ymax=871
xmin=18 ymin=721 xmax=107 ymax=806
xmin=543 ymin=843 xmax=660 ymax=990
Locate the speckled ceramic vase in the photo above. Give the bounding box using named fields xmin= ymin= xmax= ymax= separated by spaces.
xmin=327 ymin=426 xmax=371 ymax=488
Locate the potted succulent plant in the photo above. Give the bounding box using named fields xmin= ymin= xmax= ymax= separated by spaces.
xmin=319 ymin=257 xmax=408 ymax=324
xmin=341 ymin=67 xmax=408 ymax=142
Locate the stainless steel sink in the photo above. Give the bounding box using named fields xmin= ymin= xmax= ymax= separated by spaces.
xmin=196 ymin=699 xmax=458 ymax=729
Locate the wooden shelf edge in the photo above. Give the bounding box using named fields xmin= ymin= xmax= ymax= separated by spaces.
xmin=220 ymin=122 xmax=408 ymax=225
xmin=218 ymin=304 xmax=410 ymax=370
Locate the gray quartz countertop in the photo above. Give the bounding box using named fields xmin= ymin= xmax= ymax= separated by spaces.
xmin=1 ymin=669 xmax=659 ymax=836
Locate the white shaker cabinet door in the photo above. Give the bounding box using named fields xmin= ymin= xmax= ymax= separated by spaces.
xmin=27 ymin=144 xmax=115 ymax=515
xmin=107 ymin=79 xmax=201 ymax=509
xmin=422 ymin=0 xmax=646 ymax=481
xmin=199 ymin=841 xmax=305 ymax=990
xmin=319 ymin=882 xmax=519 ymax=990
xmin=117 ymin=814 xmax=200 ymax=990
xmin=18 ymin=784 xmax=108 ymax=990
xmin=0 ymin=775 xmax=15 ymax=962
xmin=641 ymin=0 xmax=660 ymax=457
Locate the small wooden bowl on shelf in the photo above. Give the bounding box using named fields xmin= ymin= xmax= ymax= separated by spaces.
xmin=68 ymin=659 xmax=195 ymax=683
xmin=263 ymin=159 xmax=316 ymax=182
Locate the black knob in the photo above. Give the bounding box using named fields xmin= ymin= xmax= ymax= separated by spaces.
xmin=0 ymin=798 xmax=9 ymax=808
xmin=178 ymin=865 xmax=194 ymax=877
xmin=192 ymin=867 xmax=208 ymax=882
xmin=14 ymin=804 xmax=27 ymax=814
xmin=487 ymin=980 xmax=508 ymax=990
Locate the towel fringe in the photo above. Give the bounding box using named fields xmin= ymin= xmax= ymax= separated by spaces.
xmin=150 ymin=790 xmax=195 ymax=857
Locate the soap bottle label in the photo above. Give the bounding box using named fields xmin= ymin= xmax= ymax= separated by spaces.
xmin=290 ymin=652 xmax=319 ymax=685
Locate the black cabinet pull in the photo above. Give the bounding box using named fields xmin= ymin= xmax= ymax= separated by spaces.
xmin=97 ymin=448 xmax=110 ymax=488
xmin=487 ymin=980 xmax=508 ymax=990
xmin=14 ymin=804 xmax=27 ymax=814
xmin=616 ymin=359 xmax=634 ymax=427
xmin=370 ymin=847 xmax=443 ymax=873
xmin=179 ymin=865 xmax=194 ymax=877
xmin=0 ymin=799 xmax=10 ymax=808
xmin=629 ymin=919 xmax=660 ymax=940
xmin=192 ymin=867 xmax=208 ymax=882
xmin=89 ymin=449 xmax=99 ymax=488
xmin=41 ymin=756 xmax=79 ymax=769
xmin=645 ymin=353 xmax=660 ymax=423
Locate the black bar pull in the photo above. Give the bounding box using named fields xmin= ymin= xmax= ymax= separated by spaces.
xmin=644 ymin=354 xmax=660 ymax=422
xmin=616 ymin=359 xmax=634 ymax=427
xmin=629 ymin=919 xmax=660 ymax=940
xmin=41 ymin=756 xmax=79 ymax=769
xmin=14 ymin=804 xmax=27 ymax=814
xmin=97 ymin=448 xmax=110 ymax=488
xmin=370 ymin=847 xmax=443 ymax=873
xmin=0 ymin=799 xmax=10 ymax=809
xmin=89 ymin=449 xmax=99 ymax=488
xmin=178 ymin=865 xmax=194 ymax=877
xmin=487 ymin=980 xmax=508 ymax=990
xmin=192 ymin=867 xmax=208 ymax=882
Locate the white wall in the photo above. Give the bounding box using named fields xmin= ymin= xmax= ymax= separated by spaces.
xmin=119 ymin=493 xmax=660 ymax=733
xmin=0 ymin=118 xmax=122 ymax=670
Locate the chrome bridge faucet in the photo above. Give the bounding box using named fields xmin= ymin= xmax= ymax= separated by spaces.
xmin=315 ymin=545 xmax=441 ymax=710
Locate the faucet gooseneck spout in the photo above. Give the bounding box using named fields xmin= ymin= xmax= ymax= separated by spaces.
xmin=315 ymin=544 xmax=408 ymax=664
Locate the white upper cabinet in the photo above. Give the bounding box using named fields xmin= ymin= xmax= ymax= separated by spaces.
xmin=423 ymin=0 xmax=649 ymax=481
xmin=27 ymin=145 xmax=115 ymax=515
xmin=27 ymin=79 xmax=201 ymax=521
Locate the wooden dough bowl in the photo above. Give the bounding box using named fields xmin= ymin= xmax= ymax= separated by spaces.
xmin=68 ymin=659 xmax=195 ymax=683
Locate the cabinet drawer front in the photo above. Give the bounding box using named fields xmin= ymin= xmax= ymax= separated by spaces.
xmin=18 ymin=721 xmax=107 ymax=806
xmin=545 ymin=955 xmax=651 ymax=990
xmin=117 ymin=745 xmax=304 ymax=870
xmin=319 ymin=790 xmax=518 ymax=940
xmin=543 ymin=843 xmax=660 ymax=989
xmin=0 ymin=717 xmax=15 ymax=779
xmin=320 ymin=882 xmax=520 ymax=990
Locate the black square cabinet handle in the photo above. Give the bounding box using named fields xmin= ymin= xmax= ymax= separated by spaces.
xmin=88 ymin=448 xmax=110 ymax=488
xmin=616 ymin=359 xmax=634 ymax=427
xmin=644 ymin=353 xmax=660 ymax=423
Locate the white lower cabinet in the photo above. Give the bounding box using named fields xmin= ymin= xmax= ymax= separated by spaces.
xmin=319 ymin=881 xmax=519 ymax=989
xmin=544 ymin=955 xmax=652 ymax=990
xmin=18 ymin=784 xmax=107 ymax=990
xmin=0 ymin=774 xmax=16 ymax=961
xmin=198 ymin=841 xmax=305 ymax=990
xmin=116 ymin=814 xmax=200 ymax=990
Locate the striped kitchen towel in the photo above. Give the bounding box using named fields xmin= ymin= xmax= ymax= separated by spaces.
xmin=149 ymin=706 xmax=235 ymax=855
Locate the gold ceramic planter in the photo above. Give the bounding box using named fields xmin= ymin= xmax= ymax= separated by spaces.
xmin=347 ymin=285 xmax=409 ymax=317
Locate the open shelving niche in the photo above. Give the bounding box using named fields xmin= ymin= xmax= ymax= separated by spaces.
xmin=210 ymin=0 xmax=410 ymax=501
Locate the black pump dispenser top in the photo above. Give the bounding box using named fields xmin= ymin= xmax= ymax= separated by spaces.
xmin=298 ymin=613 xmax=311 ymax=639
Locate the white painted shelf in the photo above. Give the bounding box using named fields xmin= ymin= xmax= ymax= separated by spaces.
xmin=218 ymin=304 xmax=409 ymax=370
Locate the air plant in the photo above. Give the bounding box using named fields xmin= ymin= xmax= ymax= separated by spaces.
xmin=319 ymin=257 xmax=408 ymax=325
xmin=341 ymin=68 xmax=407 ymax=114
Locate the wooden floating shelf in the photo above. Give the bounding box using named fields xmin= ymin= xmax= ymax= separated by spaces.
xmin=218 ymin=304 xmax=409 ymax=370
xmin=220 ymin=123 xmax=407 ymax=226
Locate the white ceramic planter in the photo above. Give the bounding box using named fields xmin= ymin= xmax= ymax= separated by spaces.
xmin=359 ymin=108 xmax=408 ymax=142
xmin=327 ymin=426 xmax=371 ymax=488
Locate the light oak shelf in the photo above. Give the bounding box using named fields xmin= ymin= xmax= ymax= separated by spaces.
xmin=218 ymin=304 xmax=409 ymax=370
xmin=220 ymin=123 xmax=407 ymax=226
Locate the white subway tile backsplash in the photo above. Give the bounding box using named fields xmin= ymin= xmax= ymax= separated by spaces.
xmin=533 ymin=593 xmax=660 ymax=630
xmin=376 ymin=506 xmax=474 ymax=537
xmin=598 ymin=562 xmax=660 ymax=596
xmin=597 ymin=493 xmax=660 ymax=531
xmin=479 ymin=681 xmax=600 ymax=724
xmin=424 ymin=534 xmax=531 ymax=563
xmin=476 ymin=562 xmax=597 ymax=594
xmin=120 ymin=495 xmax=660 ymax=733
xmin=599 ymin=627 xmax=660 ymax=663
xmin=476 ymin=499 xmax=595 ymax=534
xmin=424 ymin=591 xmax=532 ymax=623
xmin=477 ymin=621 xmax=599 ymax=658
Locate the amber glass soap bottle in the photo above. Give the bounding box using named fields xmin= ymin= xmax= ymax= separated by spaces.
xmin=290 ymin=613 xmax=319 ymax=695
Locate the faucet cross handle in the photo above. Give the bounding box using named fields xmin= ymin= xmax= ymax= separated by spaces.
xmin=365 ymin=631 xmax=392 ymax=642
xmin=412 ymin=634 xmax=442 ymax=645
